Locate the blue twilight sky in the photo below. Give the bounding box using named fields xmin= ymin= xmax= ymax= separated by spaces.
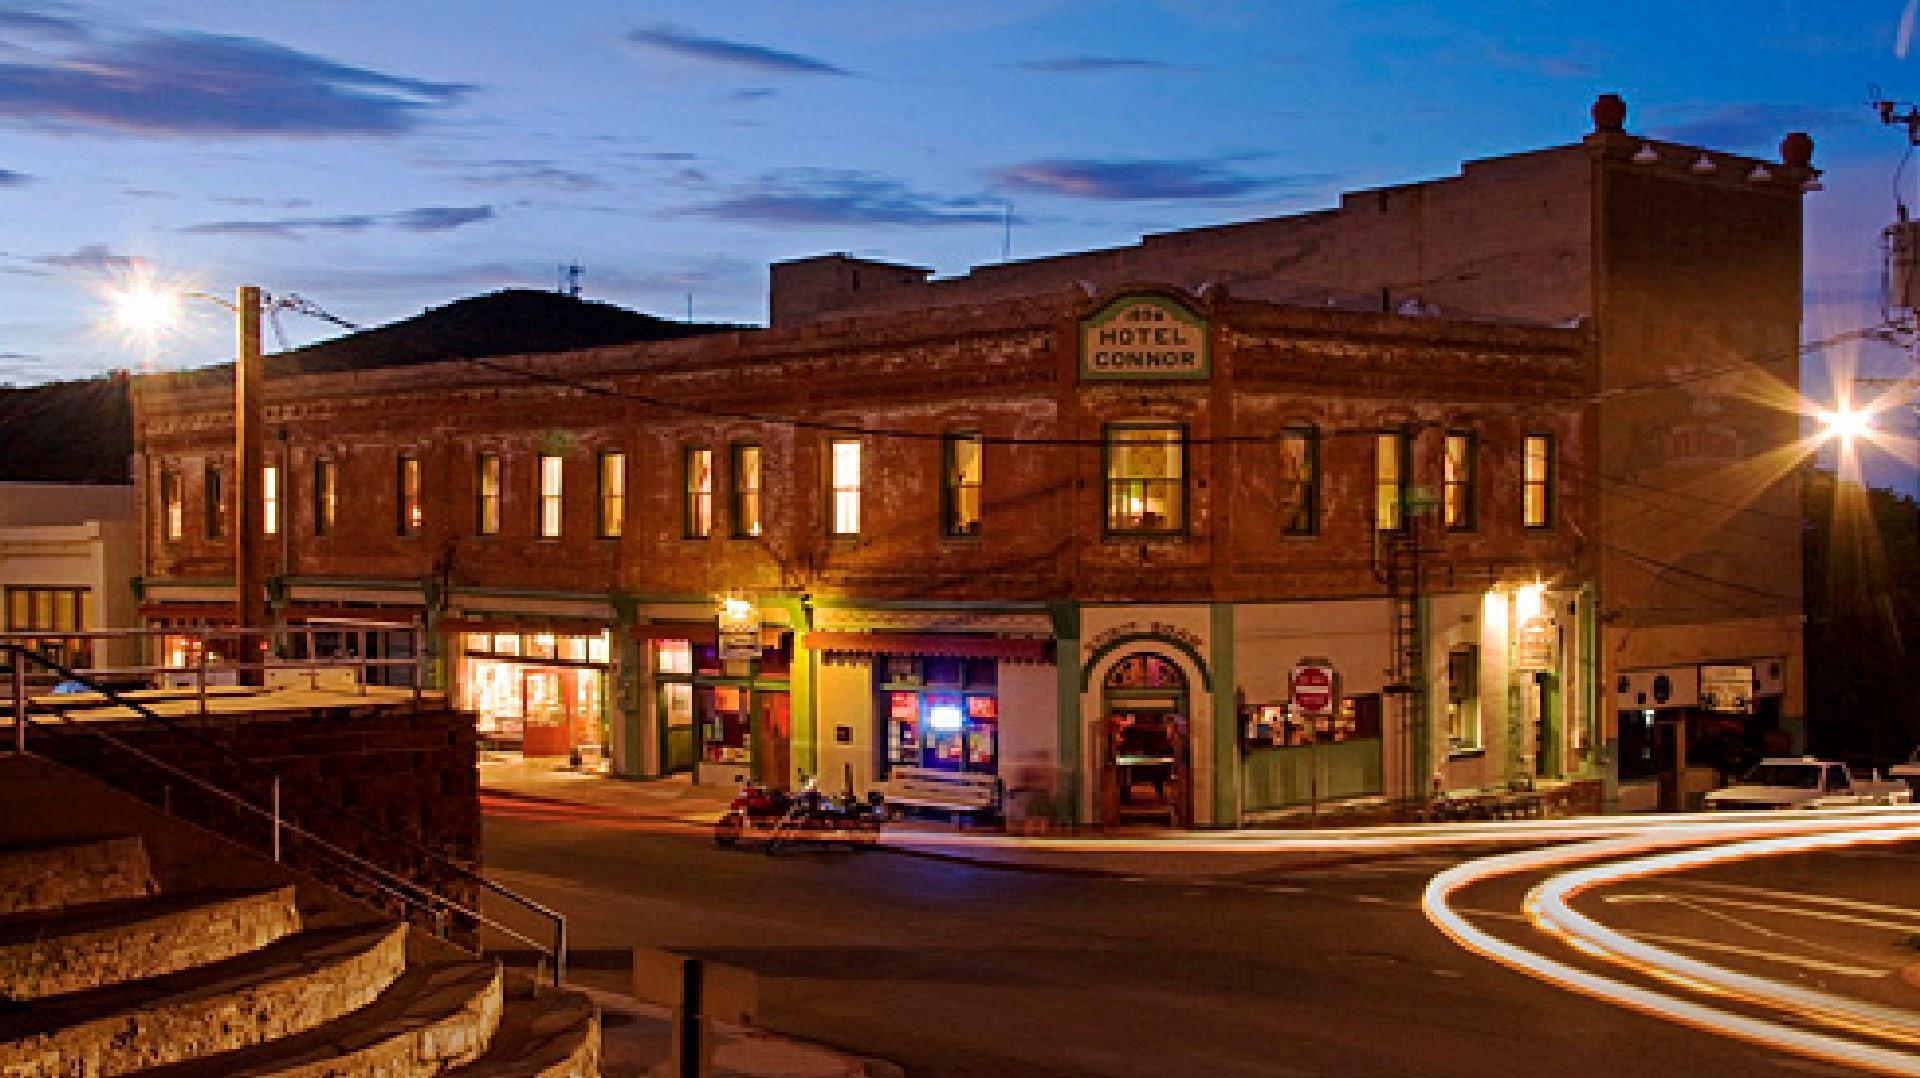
xmin=0 ymin=0 xmax=1915 ymax=478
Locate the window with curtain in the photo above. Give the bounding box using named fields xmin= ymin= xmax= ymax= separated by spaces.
xmin=731 ymin=444 xmax=762 ymax=538
xmin=684 ymin=448 xmax=713 ymax=538
xmin=313 ymin=459 xmax=337 ymax=536
xmin=396 ymin=455 xmax=422 ymax=535
xmin=262 ymin=465 xmax=280 ymax=536
xmin=160 ymin=469 xmax=183 ymax=541
xmin=597 ymin=451 xmax=625 ymax=539
xmin=205 ymin=465 xmax=226 ymax=539
xmin=1105 ymin=424 xmax=1185 ymax=534
xmin=476 ymin=452 xmax=501 ymax=535
xmin=1444 ymin=432 xmax=1476 ymax=531
xmin=1523 ymin=433 xmax=1553 ymax=528
xmin=1374 ymin=431 xmax=1407 ymax=532
xmin=944 ymin=433 xmax=982 ymax=536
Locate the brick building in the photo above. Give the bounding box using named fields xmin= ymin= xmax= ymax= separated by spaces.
xmin=131 ymin=95 xmax=1814 ymax=821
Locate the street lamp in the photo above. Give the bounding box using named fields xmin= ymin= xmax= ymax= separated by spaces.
xmin=1818 ymin=404 xmax=1871 ymax=447
xmin=114 ymin=282 xmax=269 ymax=683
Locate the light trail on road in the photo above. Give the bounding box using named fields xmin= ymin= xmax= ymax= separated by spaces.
xmin=1423 ymin=812 xmax=1920 ymax=1075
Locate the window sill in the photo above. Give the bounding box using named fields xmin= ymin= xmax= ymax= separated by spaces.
xmin=1448 ymin=748 xmax=1487 ymax=761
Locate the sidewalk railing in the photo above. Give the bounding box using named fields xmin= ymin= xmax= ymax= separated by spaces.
xmin=3 ymin=639 xmax=567 ymax=986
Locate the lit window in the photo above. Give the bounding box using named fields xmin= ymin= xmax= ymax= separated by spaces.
xmin=1524 ymin=434 xmax=1553 ymax=528
xmin=160 ymin=469 xmax=183 ymax=542
xmin=731 ymin=444 xmax=762 ymax=538
xmin=314 ymin=459 xmax=337 ymax=536
xmin=397 ymin=455 xmax=422 ymax=535
xmin=597 ymin=451 xmax=624 ymax=539
xmin=538 ymin=453 xmax=563 ymax=538
xmin=829 ymin=439 xmax=861 ymax=536
xmin=684 ymin=448 xmax=713 ymax=538
xmin=262 ymin=465 xmax=280 ymax=536
xmin=204 ymin=465 xmax=226 ymax=539
xmin=476 ymin=452 xmax=500 ymax=536
xmin=944 ymin=433 xmax=982 ymax=537
xmin=1105 ymin=425 xmax=1185 ymax=534
xmin=1444 ymin=432 xmax=1476 ymax=531
xmin=1279 ymin=426 xmax=1317 ymax=536
xmin=1447 ymin=644 xmax=1481 ymax=753
xmin=1374 ymin=432 xmax=1407 ymax=532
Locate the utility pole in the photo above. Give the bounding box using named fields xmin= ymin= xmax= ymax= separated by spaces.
xmin=235 ymin=285 xmax=266 ymax=684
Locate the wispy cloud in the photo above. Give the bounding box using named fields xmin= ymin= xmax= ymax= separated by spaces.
xmin=1008 ymin=56 xmax=1187 ymax=74
xmin=182 ymin=204 xmax=495 ymax=239
xmin=627 ymin=25 xmax=850 ymax=77
xmin=994 ymin=156 xmax=1330 ymax=201
xmin=450 ymin=158 xmax=602 ymax=191
xmin=1482 ymin=42 xmax=1597 ymax=79
xmin=683 ymin=169 xmax=1004 ymax=227
xmin=0 ymin=14 xmax=471 ymax=136
xmin=0 ymin=167 xmax=29 ymax=187
xmin=1648 ymin=103 xmax=1852 ymax=153
xmin=213 ymin=195 xmax=313 ymax=209
xmin=0 ymin=5 xmax=90 ymax=43
xmin=726 ymin=87 xmax=778 ymax=103
xmin=28 ymin=243 xmax=146 ymax=271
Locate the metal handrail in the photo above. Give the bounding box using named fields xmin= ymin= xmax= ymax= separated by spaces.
xmin=3 ymin=643 xmax=567 ymax=985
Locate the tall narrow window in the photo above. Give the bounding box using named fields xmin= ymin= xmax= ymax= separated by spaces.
xmin=1374 ymin=431 xmax=1408 ymax=532
xmin=476 ymin=452 xmax=501 ymax=535
xmin=1443 ymin=432 xmax=1476 ymax=531
xmin=1278 ymin=426 xmax=1318 ymax=536
xmin=396 ymin=454 xmax=421 ymax=536
xmin=731 ymin=444 xmax=762 ymax=538
xmin=944 ymin=433 xmax=983 ymax=537
xmin=1105 ymin=424 xmax=1185 ymax=534
xmin=262 ymin=465 xmax=280 ymax=536
xmin=538 ymin=454 xmax=564 ymax=538
xmin=313 ymin=459 xmax=337 ymax=536
xmin=597 ymin=451 xmax=625 ymax=539
xmin=683 ymin=448 xmax=713 ymax=538
xmin=829 ymin=439 xmax=862 ymax=536
xmin=1523 ymin=433 xmax=1553 ymax=528
xmin=204 ymin=465 xmax=226 ymax=539
xmin=160 ymin=470 xmax=183 ymax=542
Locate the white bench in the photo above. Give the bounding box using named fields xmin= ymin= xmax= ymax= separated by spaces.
xmin=881 ymin=766 xmax=1001 ymax=822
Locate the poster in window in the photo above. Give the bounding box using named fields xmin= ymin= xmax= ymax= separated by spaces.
xmin=890 ymin=692 xmax=918 ymax=720
xmin=966 ymin=695 xmax=997 ymax=720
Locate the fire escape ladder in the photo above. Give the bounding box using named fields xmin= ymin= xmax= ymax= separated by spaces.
xmin=1385 ymin=530 xmax=1429 ymax=799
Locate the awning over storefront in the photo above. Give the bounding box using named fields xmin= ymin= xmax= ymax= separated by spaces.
xmin=804 ymin=632 xmax=1053 ymax=664
xmin=630 ymin=624 xmax=787 ymax=646
xmin=138 ymin=602 xmax=237 ymax=624
xmin=442 ymin=615 xmax=610 ymax=637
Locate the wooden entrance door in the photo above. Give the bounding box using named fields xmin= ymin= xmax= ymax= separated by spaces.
xmin=755 ymin=692 xmax=792 ymax=789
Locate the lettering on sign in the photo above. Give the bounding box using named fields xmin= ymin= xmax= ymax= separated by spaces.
xmin=1080 ymin=295 xmax=1210 ymax=381
xmin=1082 ymin=619 xmax=1206 ymax=661
xmin=1289 ymin=658 xmax=1339 ymax=718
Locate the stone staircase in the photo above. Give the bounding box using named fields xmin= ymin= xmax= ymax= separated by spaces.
xmin=0 ymin=758 xmax=600 ymax=1077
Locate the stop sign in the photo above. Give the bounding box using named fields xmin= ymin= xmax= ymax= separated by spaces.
xmin=1290 ymin=660 xmax=1338 ymax=717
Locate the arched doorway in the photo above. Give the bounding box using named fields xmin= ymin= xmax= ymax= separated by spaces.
xmin=1100 ymin=652 xmax=1192 ymax=828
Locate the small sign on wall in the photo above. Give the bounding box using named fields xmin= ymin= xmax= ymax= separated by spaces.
xmin=1079 ymin=294 xmax=1210 ymax=381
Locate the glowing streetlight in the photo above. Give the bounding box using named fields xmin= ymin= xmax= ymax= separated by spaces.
xmin=1818 ymin=404 xmax=1871 ymax=446
xmin=110 ymin=280 xmax=183 ymax=339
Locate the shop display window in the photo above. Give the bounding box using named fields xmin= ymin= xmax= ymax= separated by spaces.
xmin=656 ymin=639 xmax=692 ymax=674
xmin=701 ymin=684 xmax=751 ymax=765
xmin=879 ymin=658 xmax=999 ymax=775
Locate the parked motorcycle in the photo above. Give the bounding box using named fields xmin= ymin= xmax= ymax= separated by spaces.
xmin=713 ymin=777 xmax=884 ymax=851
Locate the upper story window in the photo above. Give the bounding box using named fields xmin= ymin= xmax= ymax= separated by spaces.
xmin=396 ymin=454 xmax=422 ymax=536
xmin=944 ymin=433 xmax=982 ymax=537
xmin=597 ymin=451 xmax=625 ymax=539
xmin=1374 ymin=431 xmax=1408 ymax=532
xmin=160 ymin=469 xmax=183 ymax=542
xmin=829 ymin=439 xmax=862 ymax=536
xmin=313 ymin=459 xmax=337 ymax=537
xmin=262 ymin=465 xmax=280 ymax=536
xmin=684 ymin=448 xmax=713 ymax=538
xmin=537 ymin=453 xmax=564 ymax=538
xmin=1444 ymin=432 xmax=1476 ymax=531
xmin=476 ymin=452 xmax=501 ymax=536
xmin=1105 ymin=424 xmax=1185 ymax=535
xmin=204 ymin=465 xmax=227 ymax=539
xmin=731 ymin=444 xmax=762 ymax=538
xmin=1278 ymin=426 xmax=1318 ymax=536
xmin=1523 ymin=433 xmax=1554 ymax=528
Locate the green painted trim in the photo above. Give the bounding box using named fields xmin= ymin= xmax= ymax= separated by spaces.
xmin=142 ymin=576 xmax=235 ymax=589
xmin=808 ymin=597 xmax=1050 ymax=613
xmin=1078 ymin=631 xmax=1213 ymax=693
xmin=446 ymin=585 xmax=617 ymax=604
xmin=1210 ymin=602 xmax=1237 ymax=828
xmin=776 ymin=597 xmax=817 ymax=783
xmin=1047 ymin=602 xmax=1080 ymax=641
xmin=281 ymin=576 xmax=428 ymax=593
xmin=1055 ymin=612 xmax=1082 ymax=826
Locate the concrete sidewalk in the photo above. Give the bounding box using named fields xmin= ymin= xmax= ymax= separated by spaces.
xmin=593 ymin=989 xmax=902 ymax=1078
xmin=479 ymin=754 xmax=737 ymax=825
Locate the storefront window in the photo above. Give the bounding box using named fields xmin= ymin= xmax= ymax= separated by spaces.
xmin=458 ymin=630 xmax=609 ymax=754
xmin=1105 ymin=424 xmax=1185 ymax=534
xmin=880 ymin=657 xmax=998 ymax=774
xmin=701 ymin=684 xmax=751 ymax=764
xmin=656 ymin=639 xmax=692 ymax=674
xmin=1447 ymin=645 xmax=1481 ymax=753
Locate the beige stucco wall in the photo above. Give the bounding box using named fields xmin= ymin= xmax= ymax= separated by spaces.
xmin=815 ymin=658 xmax=877 ymax=795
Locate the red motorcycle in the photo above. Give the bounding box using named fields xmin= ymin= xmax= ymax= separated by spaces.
xmin=713 ymin=778 xmax=883 ymax=851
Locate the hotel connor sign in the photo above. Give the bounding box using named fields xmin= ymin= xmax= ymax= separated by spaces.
xmin=1080 ymin=294 xmax=1210 ymax=381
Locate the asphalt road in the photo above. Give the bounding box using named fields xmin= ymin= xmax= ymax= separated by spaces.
xmin=478 ymin=804 xmax=1915 ymax=1078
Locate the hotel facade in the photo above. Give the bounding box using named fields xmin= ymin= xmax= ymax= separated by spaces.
xmin=131 ymin=97 xmax=1816 ymax=822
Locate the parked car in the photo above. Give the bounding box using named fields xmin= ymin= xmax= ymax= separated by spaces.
xmin=1703 ymin=757 xmax=1912 ymax=811
xmin=1890 ymin=747 xmax=1920 ymax=798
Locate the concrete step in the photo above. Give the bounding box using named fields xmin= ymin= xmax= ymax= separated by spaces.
xmin=0 ymin=885 xmax=300 ymax=1000
xmin=450 ymin=979 xmax=600 ymax=1078
xmin=0 ymin=920 xmax=407 ymax=1076
xmin=141 ymin=959 xmax=504 ymax=1077
xmin=0 ymin=837 xmax=154 ymax=916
